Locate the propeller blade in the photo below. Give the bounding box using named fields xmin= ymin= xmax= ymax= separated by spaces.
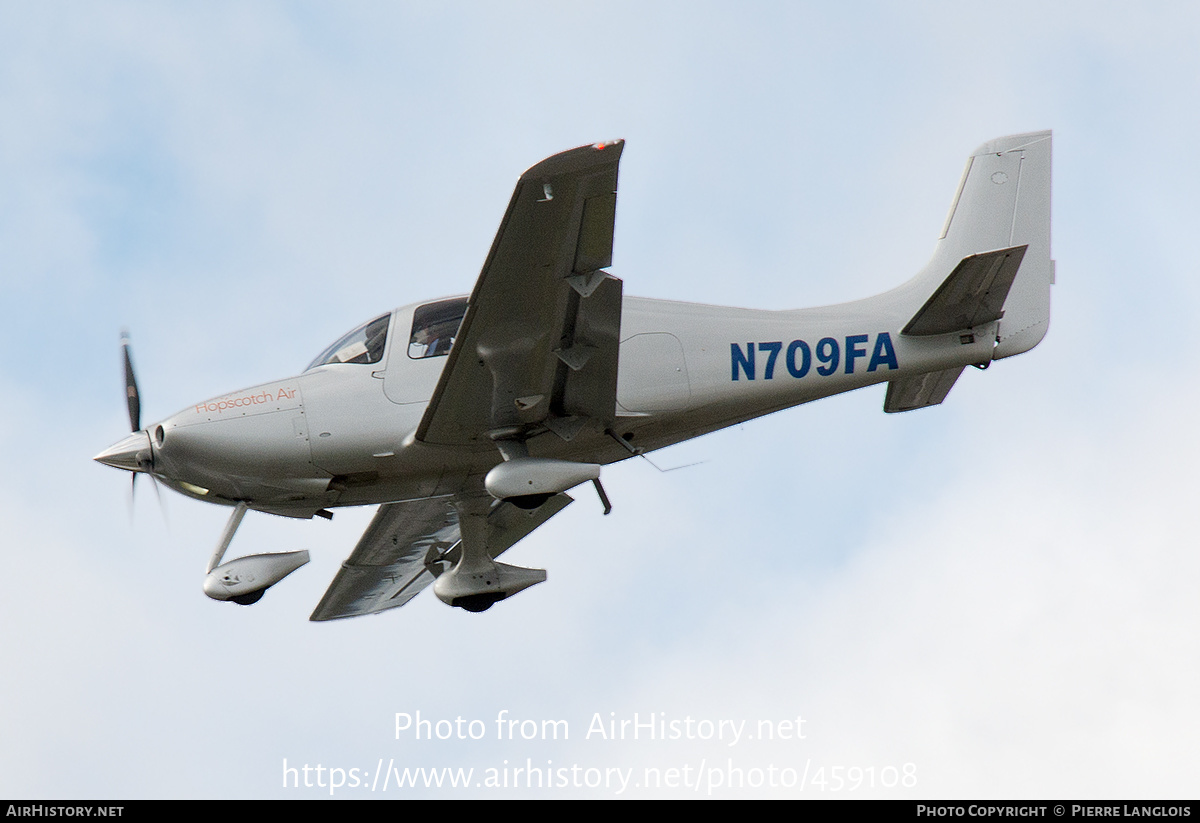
xmin=148 ymin=474 xmax=168 ymax=528
xmin=128 ymin=466 xmax=169 ymax=528
xmin=121 ymin=330 xmax=141 ymax=433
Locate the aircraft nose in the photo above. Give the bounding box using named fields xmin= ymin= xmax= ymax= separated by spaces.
xmin=94 ymin=430 xmax=153 ymax=472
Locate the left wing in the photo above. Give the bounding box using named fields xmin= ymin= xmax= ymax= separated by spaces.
xmin=309 ymin=494 xmax=572 ymax=621
xmin=416 ymin=141 xmax=625 ymax=447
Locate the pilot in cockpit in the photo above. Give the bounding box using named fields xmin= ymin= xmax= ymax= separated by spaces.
xmin=410 ymin=323 xmax=450 ymax=358
xmin=408 ymin=297 xmax=467 ymax=359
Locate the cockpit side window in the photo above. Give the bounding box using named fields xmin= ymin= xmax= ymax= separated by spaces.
xmin=306 ymin=312 xmax=391 ymax=371
xmin=409 ymin=297 xmax=467 ymax=359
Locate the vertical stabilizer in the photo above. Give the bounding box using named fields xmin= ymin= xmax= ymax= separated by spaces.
xmin=934 ymin=131 xmax=1053 ymax=358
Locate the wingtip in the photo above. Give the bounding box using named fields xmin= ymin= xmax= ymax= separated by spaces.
xmin=521 ymin=139 xmax=625 ymax=181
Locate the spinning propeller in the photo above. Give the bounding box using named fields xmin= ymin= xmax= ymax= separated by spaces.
xmin=95 ymin=331 xmax=163 ymax=511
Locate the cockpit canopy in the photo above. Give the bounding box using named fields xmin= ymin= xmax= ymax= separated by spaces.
xmin=306 ymin=313 xmax=391 ymax=371
xmin=305 ymin=298 xmax=469 ymax=372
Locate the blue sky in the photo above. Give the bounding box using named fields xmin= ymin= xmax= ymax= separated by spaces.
xmin=2 ymin=1 xmax=1198 ymax=798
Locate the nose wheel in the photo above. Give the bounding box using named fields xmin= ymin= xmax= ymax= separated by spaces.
xmin=202 ymin=502 xmax=310 ymax=604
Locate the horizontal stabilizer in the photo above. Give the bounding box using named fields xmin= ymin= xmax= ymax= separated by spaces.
xmin=884 ymin=367 xmax=965 ymax=413
xmin=902 ymin=245 xmax=1027 ymax=336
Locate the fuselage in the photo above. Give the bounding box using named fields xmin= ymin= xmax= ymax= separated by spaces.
xmin=90 ymin=133 xmax=1052 ymax=618
xmin=141 ymin=283 xmax=995 ymax=518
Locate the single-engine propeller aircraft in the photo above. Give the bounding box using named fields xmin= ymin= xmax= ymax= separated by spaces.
xmin=96 ymin=132 xmax=1053 ymax=619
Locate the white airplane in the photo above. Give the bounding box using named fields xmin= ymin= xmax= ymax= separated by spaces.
xmin=96 ymin=132 xmax=1053 ymax=618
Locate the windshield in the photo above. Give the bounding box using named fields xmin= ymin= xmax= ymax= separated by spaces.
xmin=306 ymin=312 xmax=391 ymax=370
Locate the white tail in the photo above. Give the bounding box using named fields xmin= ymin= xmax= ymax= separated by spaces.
xmin=880 ymin=132 xmax=1052 ymax=412
xmin=927 ymin=131 xmax=1054 ymax=358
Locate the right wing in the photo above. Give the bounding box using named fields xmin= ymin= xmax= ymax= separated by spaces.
xmin=309 ymin=494 xmax=572 ymax=621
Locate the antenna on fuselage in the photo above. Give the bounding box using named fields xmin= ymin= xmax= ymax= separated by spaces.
xmin=605 ymin=430 xmax=705 ymax=474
